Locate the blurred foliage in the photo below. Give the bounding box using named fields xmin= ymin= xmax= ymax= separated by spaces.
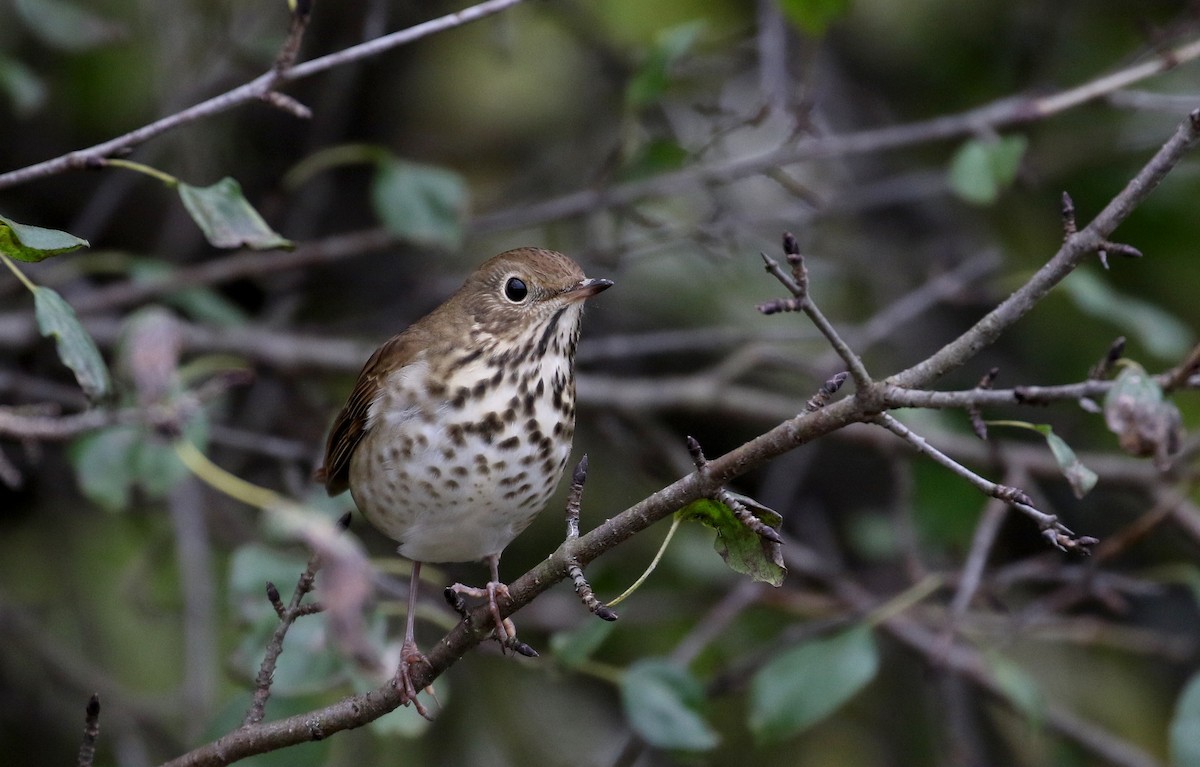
xmin=2 ymin=1 xmax=1200 ymax=766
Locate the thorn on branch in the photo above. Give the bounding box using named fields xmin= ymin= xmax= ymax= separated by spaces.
xmin=273 ymin=1 xmax=312 ymax=76
xmin=1061 ymin=191 xmax=1077 ymax=240
xmin=1062 ymin=192 xmax=1143 ymax=268
xmin=563 ymin=455 xmax=617 ymax=621
xmin=1095 ymin=239 xmax=1143 ymax=269
xmin=719 ymin=489 xmax=784 ymax=544
xmin=805 ymin=371 xmax=848 ymax=412
xmin=968 ymin=367 xmax=999 ymax=440
xmin=260 ymin=91 xmax=313 ymax=120
xmin=1089 ymin=337 xmax=1126 ymax=380
xmin=266 ymin=581 xmax=286 ymax=618
xmin=78 ymin=694 xmax=100 ymax=767
xmin=687 ymin=436 xmax=783 ymax=545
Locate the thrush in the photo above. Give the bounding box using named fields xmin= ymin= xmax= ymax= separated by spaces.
xmin=316 ymin=247 xmax=612 ymax=708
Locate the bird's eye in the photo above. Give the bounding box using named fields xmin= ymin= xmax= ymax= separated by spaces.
xmin=504 ymin=276 xmax=528 ymax=303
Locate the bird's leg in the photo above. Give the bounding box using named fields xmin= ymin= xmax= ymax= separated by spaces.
xmin=396 ymin=561 xmax=431 ymax=719
xmin=445 ymin=554 xmax=537 ymax=657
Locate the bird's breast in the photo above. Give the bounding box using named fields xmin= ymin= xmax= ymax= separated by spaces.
xmin=348 ymin=347 xmax=577 ymax=564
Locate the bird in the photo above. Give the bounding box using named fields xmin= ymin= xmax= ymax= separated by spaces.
xmin=316 ymin=247 xmax=612 ymax=709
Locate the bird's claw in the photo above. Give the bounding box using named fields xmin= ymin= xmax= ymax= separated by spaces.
xmin=445 ymin=581 xmax=536 ymax=656
xmin=394 ymin=640 xmax=433 ymax=720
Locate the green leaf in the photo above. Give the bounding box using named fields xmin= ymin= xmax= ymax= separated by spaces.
xmin=550 ymin=618 xmax=617 ymax=670
xmin=69 ymin=426 xmax=139 ymax=511
xmin=748 ymin=626 xmax=879 ymax=743
xmin=177 ymin=177 xmax=293 ymax=250
xmin=621 ymin=659 xmax=719 ymax=752
xmin=1171 ymin=671 xmax=1200 ymax=767
xmin=128 ymin=261 xmax=248 ymax=326
xmin=0 ymin=56 xmax=47 ymax=116
xmin=0 ymin=214 xmax=89 ymax=262
xmin=987 ymin=421 xmax=1098 ymax=499
xmin=1064 ymin=269 xmax=1194 ymax=360
xmin=676 ymin=497 xmax=786 ymax=586
xmin=14 ymin=0 xmax=126 ymax=51
xmin=947 ymin=135 xmax=1028 ymax=205
xmin=1041 ymin=429 xmax=1098 ymax=499
xmin=370 ymin=158 xmax=468 ymax=249
xmin=620 ymin=139 xmax=690 ymax=181
xmin=33 ymin=286 xmax=112 ymax=400
xmin=625 ymin=20 xmax=706 ymax=108
xmin=986 ymin=653 xmax=1044 ymax=724
xmin=69 ymin=416 xmax=207 ymax=512
xmin=776 ymin=0 xmax=850 ymax=36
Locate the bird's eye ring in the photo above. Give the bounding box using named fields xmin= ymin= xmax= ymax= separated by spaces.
xmin=503 ymin=276 xmax=528 ymax=303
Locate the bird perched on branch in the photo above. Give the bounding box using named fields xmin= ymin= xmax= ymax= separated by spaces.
xmin=316 ymin=247 xmax=612 ymax=708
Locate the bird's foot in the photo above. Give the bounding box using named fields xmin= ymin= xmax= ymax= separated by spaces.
xmin=444 ymin=581 xmax=537 ymax=657
xmin=393 ymin=639 xmax=433 ymax=720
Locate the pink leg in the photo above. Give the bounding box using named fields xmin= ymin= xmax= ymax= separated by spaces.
xmin=396 ymin=561 xmax=430 ymax=718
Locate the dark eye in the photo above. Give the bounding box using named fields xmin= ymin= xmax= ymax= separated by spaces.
xmin=504 ymin=277 xmax=528 ymax=303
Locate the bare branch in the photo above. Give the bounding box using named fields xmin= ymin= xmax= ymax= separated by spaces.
xmin=0 ymin=0 xmax=528 ymax=190
xmin=890 ymin=109 xmax=1200 ymax=389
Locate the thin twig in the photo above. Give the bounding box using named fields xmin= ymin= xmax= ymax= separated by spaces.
xmin=0 ymin=0 xmax=527 ymax=190
xmin=872 ymin=413 xmax=1069 ymax=536
xmin=473 ymin=36 xmax=1200 ymax=232
xmin=564 ymin=456 xmax=618 ymax=621
xmin=77 ymin=694 xmax=100 ymax=767
xmin=758 ymin=240 xmax=873 ymax=389
xmin=244 ymin=551 xmax=327 ymax=727
xmin=890 ymin=109 xmax=1200 ymax=389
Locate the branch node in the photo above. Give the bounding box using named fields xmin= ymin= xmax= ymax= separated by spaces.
xmin=805 ymin=371 xmax=848 ymax=412
xmin=995 ymin=484 xmax=1035 ymax=507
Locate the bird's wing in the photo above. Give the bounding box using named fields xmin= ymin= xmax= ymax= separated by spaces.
xmin=315 ymin=334 xmax=415 ymax=496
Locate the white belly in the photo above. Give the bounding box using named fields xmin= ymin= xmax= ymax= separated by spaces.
xmin=347 ymin=355 xmax=575 ymax=563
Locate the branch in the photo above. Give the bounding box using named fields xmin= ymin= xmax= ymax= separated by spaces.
xmin=472 ymin=38 xmax=1200 ymax=231
xmin=890 ymin=109 xmax=1200 ymax=389
xmin=0 ymin=0 xmax=527 ymax=190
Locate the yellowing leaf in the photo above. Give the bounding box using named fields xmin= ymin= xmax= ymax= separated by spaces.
xmin=677 ymin=497 xmax=786 ymax=586
xmin=0 ymin=214 xmax=89 ymax=262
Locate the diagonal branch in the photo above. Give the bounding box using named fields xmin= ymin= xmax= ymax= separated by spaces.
xmin=889 ymin=109 xmax=1200 ymax=389
xmin=0 ymin=0 xmax=527 ymax=190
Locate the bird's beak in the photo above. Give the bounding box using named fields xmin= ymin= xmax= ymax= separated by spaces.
xmin=564 ymin=277 xmax=614 ymax=301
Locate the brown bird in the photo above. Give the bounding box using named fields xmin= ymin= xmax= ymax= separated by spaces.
xmin=316 ymin=247 xmax=611 ymax=707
